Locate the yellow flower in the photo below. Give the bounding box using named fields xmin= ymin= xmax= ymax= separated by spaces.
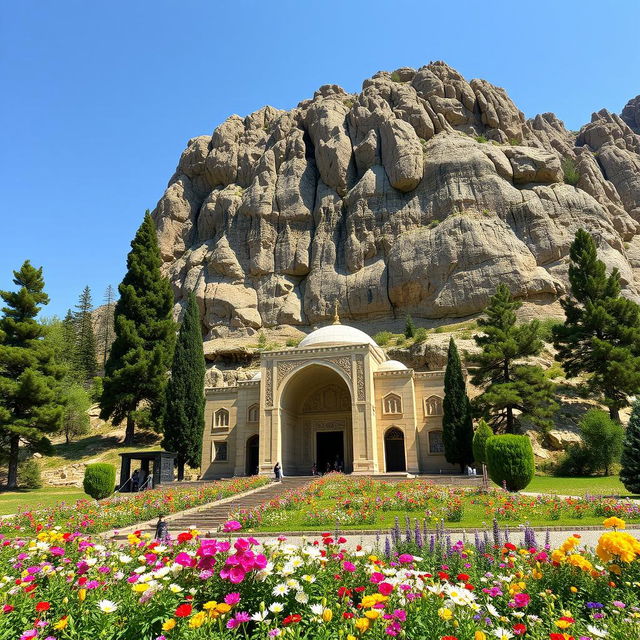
xmin=355 ymin=617 xmax=371 ymax=632
xmin=132 ymin=583 xmax=149 ymax=593
xmin=347 ymin=636 xmax=357 ymax=640
xmin=438 ymin=607 xmax=453 ymax=621
xmin=216 ymin=603 xmax=232 ymax=614
xmin=322 ymin=609 xmax=333 ymax=622
xmin=555 ymin=619 xmax=573 ymax=630
xmin=474 ymin=632 xmax=487 ymax=640
xmin=566 ymin=554 xmax=593 ymax=573
xmin=364 ymin=610 xmax=379 ymax=620
xmin=532 ymin=569 xmax=543 ymax=579
xmin=189 ymin=611 xmax=206 ymax=629
xmin=127 ymin=534 xmax=140 ymax=545
xmin=368 ymin=555 xmax=378 ymax=562
xmin=162 ymin=619 xmax=176 ymax=631
xmin=53 ymin=617 xmax=69 ymax=630
xmin=570 ymin=586 xmax=578 ymax=593
xmin=78 ymin=588 xmax=87 ymax=602
xmin=603 ymin=517 xmax=626 ymax=530
xmin=609 ymin=563 xmax=622 ymax=575
xmin=203 ymin=601 xmax=218 ymax=609
xmin=596 ymin=531 xmax=640 ymax=563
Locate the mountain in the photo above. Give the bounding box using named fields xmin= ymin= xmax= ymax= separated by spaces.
xmin=151 ymin=61 xmax=640 ymax=341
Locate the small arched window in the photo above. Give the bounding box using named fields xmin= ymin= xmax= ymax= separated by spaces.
xmin=247 ymin=404 xmax=259 ymax=423
xmin=214 ymin=408 xmax=230 ymax=428
xmin=424 ymin=395 xmax=443 ymax=417
xmin=429 ymin=430 xmax=445 ymax=454
xmin=383 ymin=393 xmax=402 ymax=415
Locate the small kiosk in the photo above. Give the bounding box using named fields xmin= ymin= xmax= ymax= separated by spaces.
xmin=118 ymin=451 xmax=176 ymax=492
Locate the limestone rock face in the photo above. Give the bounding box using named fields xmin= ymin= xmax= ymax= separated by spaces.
xmin=152 ymin=62 xmax=640 ymax=336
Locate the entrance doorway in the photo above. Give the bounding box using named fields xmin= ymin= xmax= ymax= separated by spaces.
xmin=384 ymin=427 xmax=406 ymax=472
xmin=245 ymin=435 xmax=259 ymax=476
xmin=316 ymin=431 xmax=344 ymax=473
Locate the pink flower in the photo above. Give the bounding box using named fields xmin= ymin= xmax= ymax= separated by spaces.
xmin=223 ymin=520 xmax=242 ymax=532
xmin=370 ymin=572 xmax=385 ymax=583
xmin=397 ymin=553 xmax=414 ymax=564
xmin=20 ymin=631 xmax=38 ymax=640
xmin=225 ymin=592 xmax=241 ymax=605
xmin=50 ymin=546 xmax=65 ymax=556
xmin=174 ymin=552 xmax=195 ymax=567
xmin=514 ymin=593 xmax=530 ymax=608
xmin=378 ymin=582 xmax=394 ymax=596
xmin=343 ymin=561 xmax=356 ymax=572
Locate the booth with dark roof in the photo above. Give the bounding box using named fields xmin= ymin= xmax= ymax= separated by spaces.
xmin=118 ymin=451 xmax=176 ymax=492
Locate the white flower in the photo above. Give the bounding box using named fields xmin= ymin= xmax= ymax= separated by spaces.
xmin=302 ymin=574 xmax=316 ymax=583
xmin=251 ymin=610 xmax=269 ymax=622
xmin=290 ymin=557 xmax=304 ymax=568
xmin=269 ymin=602 xmax=284 ymax=613
xmin=309 ymin=604 xmax=324 ymax=616
xmin=152 ymin=566 xmax=171 ymax=579
xmin=295 ymin=590 xmax=309 ymax=604
xmin=98 ymin=599 xmax=118 ymax=613
xmin=134 ymin=566 xmax=146 ymax=574
xmin=85 ymin=557 xmax=97 ymax=566
xmin=587 ymin=625 xmax=608 ymax=638
xmin=118 ymin=554 xmax=132 ymax=564
xmin=286 ymin=579 xmax=300 ymax=590
xmin=272 ymin=583 xmax=289 ymax=596
xmin=169 ymin=583 xmax=183 ymax=593
xmin=492 ymin=628 xmax=514 ymax=640
xmin=486 ymin=604 xmax=500 ymax=618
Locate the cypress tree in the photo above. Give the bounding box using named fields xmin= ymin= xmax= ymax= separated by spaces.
xmin=553 ymin=229 xmax=640 ymax=421
xmin=0 ymin=261 xmax=63 ymax=488
xmin=100 ymin=212 xmax=176 ymax=444
xmin=73 ymin=286 xmax=98 ymax=381
xmin=442 ymin=336 xmax=474 ymax=471
xmin=473 ymin=284 xmax=557 ymax=433
xmin=404 ymin=315 xmax=416 ymax=339
xmin=162 ymin=292 xmax=205 ymax=480
xmin=472 ymin=418 xmax=493 ymax=465
xmin=620 ymin=399 xmax=640 ymax=493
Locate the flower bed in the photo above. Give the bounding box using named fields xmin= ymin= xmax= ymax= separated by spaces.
xmin=228 ymin=474 xmax=640 ymax=531
xmin=0 ymin=476 xmax=270 ymax=536
xmin=0 ymin=518 xmax=639 ymax=639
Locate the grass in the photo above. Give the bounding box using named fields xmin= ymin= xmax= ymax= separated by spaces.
xmin=0 ymin=487 xmax=91 ymax=515
xmin=526 ymin=475 xmax=634 ymax=497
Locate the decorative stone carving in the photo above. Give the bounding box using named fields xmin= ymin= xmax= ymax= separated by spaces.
xmin=355 ymin=356 xmax=365 ymax=401
xmin=329 ymin=355 xmax=353 ymax=379
xmin=302 ymin=384 xmax=350 ymax=413
xmin=265 ymin=367 xmax=273 ymax=407
xmin=276 ymin=359 xmax=307 ymax=387
xmin=424 ymin=395 xmax=443 ymax=416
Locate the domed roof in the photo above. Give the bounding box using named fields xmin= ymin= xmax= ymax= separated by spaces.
xmin=298 ymin=324 xmax=378 ymax=349
xmin=377 ymin=359 xmax=409 ymax=371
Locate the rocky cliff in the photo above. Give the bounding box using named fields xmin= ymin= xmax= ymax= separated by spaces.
xmin=152 ymin=62 xmax=640 ymax=339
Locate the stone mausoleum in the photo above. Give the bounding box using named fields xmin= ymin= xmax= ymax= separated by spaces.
xmin=200 ymin=318 xmax=456 ymax=478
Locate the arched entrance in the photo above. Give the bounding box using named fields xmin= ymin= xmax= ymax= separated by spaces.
xmin=384 ymin=427 xmax=406 ymax=472
xmin=245 ymin=435 xmax=259 ymax=476
xmin=279 ymin=364 xmax=354 ymax=475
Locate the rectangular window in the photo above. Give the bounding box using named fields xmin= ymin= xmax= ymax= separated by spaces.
xmin=428 ymin=430 xmax=445 ymax=454
xmin=211 ymin=441 xmax=228 ymax=462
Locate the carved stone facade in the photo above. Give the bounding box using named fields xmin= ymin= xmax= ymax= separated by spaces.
xmin=200 ymin=324 xmax=457 ymax=478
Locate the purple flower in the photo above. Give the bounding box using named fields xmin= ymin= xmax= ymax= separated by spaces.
xmin=587 ymin=602 xmax=604 ymax=609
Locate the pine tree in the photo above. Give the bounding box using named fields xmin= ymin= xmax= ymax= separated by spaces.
xmin=620 ymin=399 xmax=640 ymax=493
xmin=162 ymin=292 xmax=205 ymax=480
xmin=100 ymin=212 xmax=176 ymax=444
xmin=73 ymin=286 xmax=98 ymax=381
xmin=442 ymin=337 xmax=474 ymax=471
xmin=472 ymin=284 xmax=557 ymax=433
xmin=99 ymin=284 xmax=116 ymax=368
xmin=404 ymin=315 xmax=416 ymax=339
xmin=61 ymin=309 xmax=78 ymax=379
xmin=0 ymin=261 xmax=63 ymax=488
xmin=553 ymin=229 xmax=640 ymax=421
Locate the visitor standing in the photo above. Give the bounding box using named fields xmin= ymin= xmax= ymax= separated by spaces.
xmin=274 ymin=461 xmax=282 ymax=482
xmin=131 ymin=469 xmax=140 ymax=492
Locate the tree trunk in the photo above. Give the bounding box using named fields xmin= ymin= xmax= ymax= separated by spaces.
xmin=177 ymin=460 xmax=185 ymax=481
xmin=7 ymin=435 xmax=19 ymax=489
xmin=609 ymin=405 xmax=620 ymax=423
xmin=124 ymin=413 xmax=135 ymax=445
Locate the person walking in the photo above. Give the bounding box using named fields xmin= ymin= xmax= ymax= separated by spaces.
xmin=274 ymin=461 xmax=282 ymax=482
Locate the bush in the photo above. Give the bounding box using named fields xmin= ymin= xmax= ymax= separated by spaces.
xmin=285 ymin=338 xmax=301 ymax=348
xmin=474 ymin=135 xmax=488 ymax=143
xmin=83 ymin=463 xmax=116 ymax=500
xmin=579 ymin=410 xmax=624 ymax=476
xmin=413 ymin=327 xmax=428 ymax=343
xmin=562 ymin=157 xmax=580 ymax=186
xmin=537 ymin=318 xmax=564 ymax=342
xmin=373 ymin=331 xmax=393 ymax=346
xmin=554 ymin=443 xmax=593 ymax=476
xmin=404 ymin=315 xmax=416 ymax=339
xmin=485 ymin=434 xmax=535 ymax=492
xmin=621 ymin=399 xmax=640 ymax=493
xmin=18 ymin=459 xmax=42 ymax=489
xmin=472 ymin=419 xmax=493 ymax=465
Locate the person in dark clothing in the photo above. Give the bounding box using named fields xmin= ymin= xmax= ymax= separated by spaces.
xmin=274 ymin=461 xmax=282 ymax=481
xmin=131 ymin=469 xmax=140 ymax=492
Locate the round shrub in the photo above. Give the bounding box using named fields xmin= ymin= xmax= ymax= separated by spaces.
xmin=472 ymin=419 xmax=493 ymax=465
xmin=83 ymin=463 xmax=116 ymax=500
xmin=485 ymin=434 xmax=535 ymax=492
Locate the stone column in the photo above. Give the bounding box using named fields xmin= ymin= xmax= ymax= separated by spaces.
xmin=351 ymin=353 xmax=379 ymax=474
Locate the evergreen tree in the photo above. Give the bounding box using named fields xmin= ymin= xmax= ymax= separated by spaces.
xmin=73 ymin=286 xmax=98 ymax=381
xmin=404 ymin=315 xmax=416 ymax=339
xmin=472 ymin=284 xmax=557 ymax=433
xmin=100 ymin=212 xmax=176 ymax=444
xmin=620 ymin=399 xmax=640 ymax=493
xmin=442 ymin=337 xmax=474 ymax=471
xmin=472 ymin=418 xmax=493 ymax=465
xmin=553 ymin=229 xmax=640 ymax=421
xmin=162 ymin=292 xmax=205 ymax=480
xmin=99 ymin=284 xmax=116 ymax=368
xmin=0 ymin=261 xmax=63 ymax=488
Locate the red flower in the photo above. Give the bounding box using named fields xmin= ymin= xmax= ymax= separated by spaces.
xmin=338 ymin=537 xmax=347 ymax=544
xmin=177 ymin=532 xmax=193 ymax=543
xmin=282 ymin=614 xmax=302 ymax=625
xmin=378 ymin=582 xmax=394 ymax=596
xmin=438 ymin=571 xmax=449 ymax=581
xmin=24 ymin=584 xmax=36 ymax=593
xmin=355 ymin=586 xmax=366 ymax=593
xmin=441 ymin=636 xmax=459 ymax=640
xmin=175 ymin=604 xmax=192 ymax=617
xmin=343 ymin=612 xmax=355 ymax=619
xmin=2 ymin=605 xmax=14 ymax=614
xmin=337 ymin=587 xmax=352 ymax=598
xmin=457 ymin=573 xmax=470 ymax=582
xmin=464 ymin=583 xmax=475 ymax=591
xmin=549 ymin=635 xmax=574 ymax=640
xmin=504 ymin=543 xmax=517 ymax=551
xmin=513 ymin=623 xmax=527 ymax=635
xmin=35 ymin=601 xmax=50 ymax=612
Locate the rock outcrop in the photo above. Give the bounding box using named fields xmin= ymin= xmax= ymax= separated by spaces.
xmin=151 ymin=62 xmax=640 ymax=339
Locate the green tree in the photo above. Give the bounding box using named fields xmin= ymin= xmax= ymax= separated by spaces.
xmin=579 ymin=409 xmax=624 ymax=476
xmin=98 ymin=284 xmax=116 ymax=368
xmin=60 ymin=383 xmax=91 ymax=444
xmin=404 ymin=315 xmax=416 ymax=339
xmin=472 ymin=418 xmax=493 ymax=465
xmin=620 ymin=399 xmax=640 ymax=493
xmin=162 ymin=292 xmax=205 ymax=480
xmin=0 ymin=261 xmax=63 ymax=488
xmin=442 ymin=337 xmax=474 ymax=471
xmin=100 ymin=212 xmax=176 ymax=444
xmin=553 ymin=229 xmax=640 ymax=421
xmin=472 ymin=284 xmax=557 ymax=433
xmin=73 ymin=286 xmax=98 ymax=381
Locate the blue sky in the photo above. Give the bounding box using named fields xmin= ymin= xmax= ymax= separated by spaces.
xmin=1 ymin=0 xmax=639 ymax=317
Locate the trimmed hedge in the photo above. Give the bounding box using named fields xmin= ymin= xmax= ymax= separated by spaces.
xmin=486 ymin=434 xmax=534 ymax=492
xmin=83 ymin=463 xmax=116 ymax=500
xmin=472 ymin=419 xmax=493 ymax=465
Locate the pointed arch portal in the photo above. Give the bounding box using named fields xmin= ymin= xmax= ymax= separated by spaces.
xmin=384 ymin=427 xmax=406 ymax=472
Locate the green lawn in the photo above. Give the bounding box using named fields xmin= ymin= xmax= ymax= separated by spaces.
xmin=525 ymin=475 xmax=634 ymax=497
xmin=0 ymin=487 xmax=91 ymax=516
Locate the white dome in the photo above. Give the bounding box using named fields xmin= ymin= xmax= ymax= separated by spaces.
xmin=378 ymin=359 xmax=408 ymax=371
xmin=251 ymin=371 xmax=262 ymax=380
xmin=298 ymin=324 xmax=378 ymax=349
